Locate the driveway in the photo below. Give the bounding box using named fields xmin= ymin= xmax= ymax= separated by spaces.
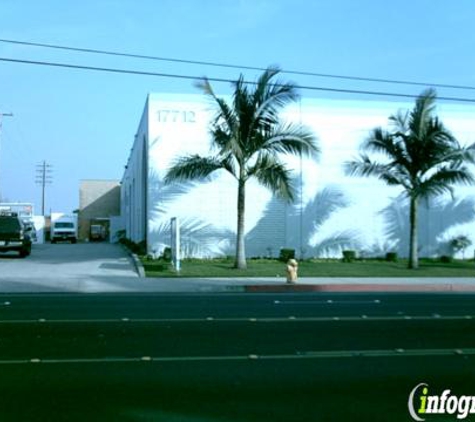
xmin=0 ymin=243 xmax=139 ymax=293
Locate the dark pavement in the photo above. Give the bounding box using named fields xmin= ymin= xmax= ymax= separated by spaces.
xmin=0 ymin=292 xmax=474 ymax=421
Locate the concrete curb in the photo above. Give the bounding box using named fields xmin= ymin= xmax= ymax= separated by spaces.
xmin=118 ymin=244 xmax=145 ymax=278
xmin=131 ymin=253 xmax=146 ymax=278
xmin=243 ymin=283 xmax=475 ymax=293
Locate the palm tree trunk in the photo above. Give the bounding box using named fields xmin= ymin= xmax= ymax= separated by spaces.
xmin=408 ymin=196 xmax=419 ymax=269
xmin=235 ymin=178 xmax=247 ymax=269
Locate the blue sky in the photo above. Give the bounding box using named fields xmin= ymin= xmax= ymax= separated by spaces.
xmin=1 ymin=0 xmax=475 ymax=213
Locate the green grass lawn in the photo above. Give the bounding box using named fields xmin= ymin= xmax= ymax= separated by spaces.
xmin=142 ymin=257 xmax=475 ymax=278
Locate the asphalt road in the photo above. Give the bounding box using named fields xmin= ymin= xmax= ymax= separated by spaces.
xmin=0 ymin=292 xmax=474 ymax=421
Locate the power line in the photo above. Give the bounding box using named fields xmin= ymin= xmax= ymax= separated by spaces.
xmin=2 ymin=56 xmax=475 ymax=104
xmin=1 ymin=38 xmax=474 ymax=92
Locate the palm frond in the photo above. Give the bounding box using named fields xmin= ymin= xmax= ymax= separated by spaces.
xmin=213 ymin=97 xmax=238 ymax=134
xmin=246 ymin=67 xmax=301 ymax=151
xmin=363 ymin=128 xmax=410 ymax=167
xmin=164 ymin=155 xmax=223 ymax=183
xmin=453 ymin=142 xmax=475 ymax=164
xmin=220 ymin=153 xmax=238 ymax=179
xmin=345 ymin=155 xmax=413 ymax=190
xmin=425 ymin=118 xmax=456 ymax=146
xmin=417 ymin=166 xmax=475 ymax=198
xmin=409 ymin=88 xmax=437 ymax=139
xmin=247 ymin=154 xmax=295 ymax=202
xmin=415 ymin=119 xmax=457 ymax=171
xmin=233 ymin=74 xmax=255 ymax=158
xmin=196 ymin=77 xmax=240 ymax=156
xmin=261 ymin=123 xmax=320 ymax=159
xmin=432 ymin=140 xmax=475 ymax=167
xmin=344 ymin=155 xmax=389 ymax=178
xmin=210 ymin=126 xmax=243 ymax=163
xmin=252 ymin=66 xmax=297 ymax=116
xmin=252 ymin=73 xmax=298 ymax=124
xmin=389 ymin=110 xmax=409 ymax=133
xmin=194 ymin=77 xmax=214 ymax=98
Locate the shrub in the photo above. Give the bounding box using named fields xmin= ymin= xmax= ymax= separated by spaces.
xmin=385 ymin=252 xmax=398 ymax=262
xmin=279 ymin=248 xmax=295 ymax=262
xmin=116 ymin=229 xmax=126 ymax=241
xmin=342 ymin=250 xmax=356 ymax=263
xmin=136 ymin=240 xmax=147 ymax=256
xmin=118 ymin=237 xmax=134 ymax=249
xmin=440 ymin=255 xmax=453 ymax=263
xmin=161 ymin=247 xmax=172 ymax=262
xmin=119 ymin=237 xmax=146 ymax=256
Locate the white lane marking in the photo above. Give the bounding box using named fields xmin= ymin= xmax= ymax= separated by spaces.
xmin=0 ymin=315 xmax=473 ymax=324
xmin=0 ymin=348 xmax=473 ymax=365
xmin=274 ymin=300 xmax=382 ymax=305
xmin=298 ymin=348 xmax=475 ymax=358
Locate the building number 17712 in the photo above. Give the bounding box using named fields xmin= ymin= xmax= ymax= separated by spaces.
xmin=157 ymin=110 xmax=196 ymax=123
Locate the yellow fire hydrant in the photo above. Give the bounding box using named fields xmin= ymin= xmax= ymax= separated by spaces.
xmin=286 ymin=259 xmax=298 ymax=284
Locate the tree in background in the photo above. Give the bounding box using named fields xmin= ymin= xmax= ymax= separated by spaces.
xmin=345 ymin=89 xmax=475 ymax=269
xmin=450 ymin=235 xmax=472 ymax=259
xmin=165 ymin=67 xmax=319 ymax=269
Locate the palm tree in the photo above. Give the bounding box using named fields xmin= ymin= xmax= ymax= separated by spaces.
xmin=345 ymin=89 xmax=475 ymax=269
xmin=380 ymin=195 xmax=475 ymax=258
xmin=164 ymin=67 xmax=319 ymax=269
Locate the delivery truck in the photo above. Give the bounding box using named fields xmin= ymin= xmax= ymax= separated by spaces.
xmin=51 ymin=213 xmax=78 ymax=244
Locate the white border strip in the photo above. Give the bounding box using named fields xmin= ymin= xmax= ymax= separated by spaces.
xmin=0 ymin=315 xmax=472 ymax=324
xmin=0 ymin=348 xmax=473 ymax=365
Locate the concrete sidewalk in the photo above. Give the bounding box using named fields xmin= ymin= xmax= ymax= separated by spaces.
xmin=161 ymin=276 xmax=475 ymax=293
xmin=2 ymin=275 xmax=475 ymax=293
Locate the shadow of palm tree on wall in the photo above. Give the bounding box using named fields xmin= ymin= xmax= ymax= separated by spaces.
xmin=148 ymin=169 xmax=234 ymax=257
xmin=381 ymin=195 xmax=475 ymax=257
xmin=246 ymin=185 xmax=360 ymax=258
xmin=151 ymin=218 xmax=234 ymax=258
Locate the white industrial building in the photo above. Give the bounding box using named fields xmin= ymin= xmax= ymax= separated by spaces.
xmin=121 ymin=93 xmax=475 ymax=259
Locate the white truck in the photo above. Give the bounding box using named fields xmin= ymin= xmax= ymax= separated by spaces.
xmin=90 ymin=224 xmax=107 ymax=241
xmin=51 ymin=213 xmax=78 ymax=244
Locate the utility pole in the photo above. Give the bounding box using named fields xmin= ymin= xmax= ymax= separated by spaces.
xmin=0 ymin=112 xmax=13 ymax=201
xmin=35 ymin=161 xmax=52 ymax=216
